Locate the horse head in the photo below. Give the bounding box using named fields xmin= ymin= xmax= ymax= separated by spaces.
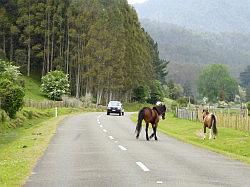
xmin=154 ymin=104 xmax=166 ymax=120
xmin=202 ymin=109 xmax=209 ymax=120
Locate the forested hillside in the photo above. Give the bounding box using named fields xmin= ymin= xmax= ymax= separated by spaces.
xmin=141 ymin=19 xmax=250 ymax=77
xmin=133 ymin=0 xmax=250 ymax=97
xmin=0 ymin=0 xmax=164 ymax=103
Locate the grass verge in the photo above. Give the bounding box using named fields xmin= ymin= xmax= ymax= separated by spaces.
xmin=0 ymin=107 xmax=84 ymax=186
xmin=131 ymin=112 xmax=250 ymax=164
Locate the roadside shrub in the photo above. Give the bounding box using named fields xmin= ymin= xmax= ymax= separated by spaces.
xmin=177 ymin=97 xmax=188 ymax=107
xmin=0 ymin=60 xmax=24 ymax=118
xmin=0 ymin=79 xmax=25 ymax=119
xmin=41 ymin=70 xmax=70 ymax=101
xmin=171 ymin=101 xmax=178 ymax=111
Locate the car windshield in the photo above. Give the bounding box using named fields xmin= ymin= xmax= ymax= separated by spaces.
xmin=108 ymin=101 xmax=121 ymax=107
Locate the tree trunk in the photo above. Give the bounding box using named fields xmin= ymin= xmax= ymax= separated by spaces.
xmin=50 ymin=16 xmax=55 ymax=70
xmin=66 ymin=22 xmax=70 ymax=74
xmin=10 ymin=34 xmax=13 ymax=61
xmin=46 ymin=11 xmax=50 ymax=73
xmin=76 ymin=63 xmax=80 ymax=99
xmin=27 ymin=3 xmax=31 ymax=77
xmin=3 ymin=35 xmax=6 ymax=54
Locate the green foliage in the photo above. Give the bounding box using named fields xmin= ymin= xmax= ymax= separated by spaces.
xmin=176 ymin=97 xmax=188 ymax=107
xmin=247 ymin=102 xmax=250 ymax=113
xmin=0 ymin=0 xmax=160 ymax=103
xmin=240 ymin=65 xmax=250 ymax=87
xmin=41 ymin=70 xmax=70 ymax=101
xmin=133 ymin=86 xmax=149 ymax=103
xmin=0 ymin=60 xmax=24 ymax=118
xmin=197 ymin=64 xmax=238 ymax=102
xmin=246 ymin=86 xmax=250 ymax=102
xmin=147 ymin=80 xmax=165 ymax=104
xmin=167 ymin=80 xmax=183 ymax=100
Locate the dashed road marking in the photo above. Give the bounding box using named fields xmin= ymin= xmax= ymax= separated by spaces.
xmin=136 ymin=162 xmax=150 ymax=172
xmin=103 ymin=129 xmax=107 ymax=133
xmin=118 ymin=145 xmax=127 ymax=151
xmin=156 ymin=181 xmax=163 ymax=184
xmin=109 ymin=136 xmax=114 ymax=140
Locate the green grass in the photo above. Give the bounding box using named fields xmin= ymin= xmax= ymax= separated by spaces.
xmin=0 ymin=107 xmax=84 ymax=186
xmin=131 ymin=112 xmax=250 ymax=164
xmin=23 ymin=76 xmax=47 ymax=101
xmin=123 ymin=102 xmax=153 ymax=112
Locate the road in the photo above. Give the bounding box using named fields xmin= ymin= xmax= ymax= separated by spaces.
xmin=25 ymin=112 xmax=250 ymax=187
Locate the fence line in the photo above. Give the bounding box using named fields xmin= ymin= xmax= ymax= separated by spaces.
xmin=24 ymin=99 xmax=101 ymax=109
xmin=175 ymin=107 xmax=250 ymax=132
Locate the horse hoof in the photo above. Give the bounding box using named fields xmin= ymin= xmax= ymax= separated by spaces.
xmin=146 ymin=138 xmax=149 ymax=141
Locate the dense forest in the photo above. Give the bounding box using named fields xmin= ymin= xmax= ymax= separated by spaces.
xmin=0 ymin=0 xmax=166 ymax=103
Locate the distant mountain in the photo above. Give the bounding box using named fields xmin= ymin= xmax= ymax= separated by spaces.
xmin=134 ymin=0 xmax=250 ymax=33
xmin=141 ymin=19 xmax=250 ymax=76
xmin=139 ymin=19 xmax=250 ymax=96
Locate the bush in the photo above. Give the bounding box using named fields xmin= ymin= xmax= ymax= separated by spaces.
xmin=0 ymin=60 xmax=25 ymax=118
xmin=133 ymin=86 xmax=149 ymax=103
xmin=41 ymin=70 xmax=70 ymax=101
xmin=0 ymin=80 xmax=25 ymax=118
xmin=177 ymin=97 xmax=188 ymax=107
xmin=247 ymin=102 xmax=250 ymax=115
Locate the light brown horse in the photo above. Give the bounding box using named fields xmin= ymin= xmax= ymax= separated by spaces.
xmin=135 ymin=105 xmax=166 ymax=141
xmin=202 ymin=109 xmax=218 ymax=139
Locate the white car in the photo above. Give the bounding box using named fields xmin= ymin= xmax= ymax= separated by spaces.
xmin=107 ymin=101 xmax=124 ymax=116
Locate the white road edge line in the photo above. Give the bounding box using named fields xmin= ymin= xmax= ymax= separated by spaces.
xmin=103 ymin=129 xmax=107 ymax=133
xmin=109 ymin=136 xmax=114 ymax=140
xmin=118 ymin=145 xmax=127 ymax=151
xmin=136 ymin=162 xmax=150 ymax=172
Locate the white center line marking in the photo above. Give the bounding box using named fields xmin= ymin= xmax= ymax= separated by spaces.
xmin=118 ymin=145 xmax=127 ymax=151
xmin=156 ymin=181 xmax=163 ymax=184
xmin=136 ymin=162 xmax=150 ymax=172
xmin=103 ymin=129 xmax=107 ymax=133
xmin=97 ymin=121 xmax=101 ymax=124
xmin=109 ymin=136 xmax=114 ymax=140
xmin=114 ymin=141 xmax=118 ymax=143
xmin=100 ymin=125 xmax=103 ymax=128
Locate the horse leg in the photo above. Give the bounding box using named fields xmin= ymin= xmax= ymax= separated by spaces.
xmin=145 ymin=123 xmax=149 ymax=141
xmin=149 ymin=125 xmax=155 ymax=139
xmin=154 ymin=125 xmax=158 ymax=141
xmin=203 ymin=125 xmax=206 ymax=140
xmin=149 ymin=132 xmax=154 ymax=139
xmin=209 ymin=128 xmax=212 ymax=139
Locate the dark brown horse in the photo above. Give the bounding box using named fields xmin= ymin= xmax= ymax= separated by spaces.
xmin=202 ymin=109 xmax=218 ymax=139
xmin=135 ymin=105 xmax=166 ymax=141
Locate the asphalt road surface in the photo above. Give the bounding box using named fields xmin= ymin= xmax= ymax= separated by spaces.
xmin=25 ymin=112 xmax=250 ymax=187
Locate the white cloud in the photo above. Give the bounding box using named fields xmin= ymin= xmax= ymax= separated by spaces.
xmin=127 ymin=0 xmax=148 ymax=4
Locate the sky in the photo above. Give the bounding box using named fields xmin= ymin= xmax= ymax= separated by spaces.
xmin=127 ymin=0 xmax=148 ymax=4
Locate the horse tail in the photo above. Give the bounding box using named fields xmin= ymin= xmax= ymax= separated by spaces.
xmin=135 ymin=108 xmax=145 ymax=134
xmin=211 ymin=114 xmax=218 ymax=135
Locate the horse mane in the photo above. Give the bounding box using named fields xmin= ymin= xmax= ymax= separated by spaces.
xmin=153 ymin=105 xmax=166 ymax=115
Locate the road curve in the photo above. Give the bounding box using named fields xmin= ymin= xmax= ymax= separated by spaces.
xmin=25 ymin=112 xmax=250 ymax=187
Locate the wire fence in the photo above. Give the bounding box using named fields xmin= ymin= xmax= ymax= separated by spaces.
xmin=175 ymin=107 xmax=250 ymax=132
xmin=24 ymin=99 xmax=105 ymax=110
